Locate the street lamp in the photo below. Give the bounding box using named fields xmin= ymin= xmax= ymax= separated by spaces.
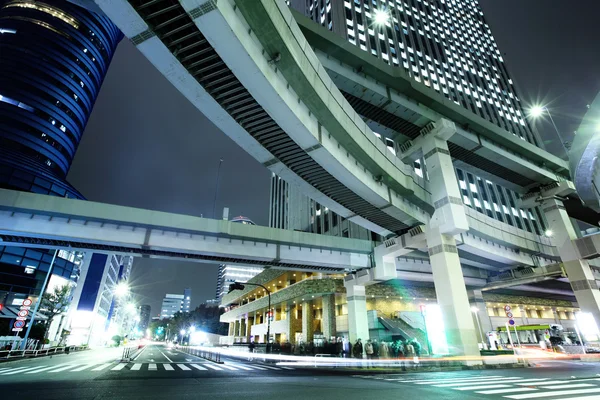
xmin=114 ymin=282 xmax=130 ymax=298
xmin=528 ymin=104 xmax=569 ymax=158
xmin=373 ymin=9 xmax=389 ymax=26
xmin=471 ymin=306 xmax=486 ymax=349
xmin=229 ymin=282 xmax=271 ymax=353
xmin=180 ymin=329 xmax=186 ymax=344
xmin=545 ymin=229 xmax=553 ymax=237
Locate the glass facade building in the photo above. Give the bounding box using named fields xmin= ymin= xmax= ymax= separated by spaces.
xmin=0 ymin=0 xmax=123 ymax=198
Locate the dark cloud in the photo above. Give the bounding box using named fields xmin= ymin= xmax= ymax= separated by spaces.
xmin=67 ymin=1 xmax=600 ymax=313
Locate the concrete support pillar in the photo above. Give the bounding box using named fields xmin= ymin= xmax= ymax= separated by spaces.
xmin=240 ymin=318 xmax=247 ymax=341
xmin=519 ymin=306 xmax=529 ymax=326
xmin=345 ymin=283 xmax=369 ymax=344
xmin=542 ymin=197 xmax=600 ymax=325
xmin=302 ymin=300 xmax=314 ymax=343
xmin=423 ymin=123 xmax=480 ymax=359
xmin=470 ymin=290 xmax=493 ymax=343
xmin=552 ymin=308 xmax=560 ymax=324
xmin=244 ymin=316 xmax=251 ymax=341
xmin=322 ymin=294 xmax=337 ymax=340
xmin=228 ymin=322 xmax=235 ymax=337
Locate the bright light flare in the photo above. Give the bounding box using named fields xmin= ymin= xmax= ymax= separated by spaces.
xmin=529 ymin=105 xmax=546 ymax=118
xmin=545 ymin=229 xmax=553 ymax=237
xmin=470 ymin=306 xmax=479 ymax=313
xmin=114 ymin=282 xmax=130 ymax=297
xmin=373 ymin=9 xmax=389 ymax=25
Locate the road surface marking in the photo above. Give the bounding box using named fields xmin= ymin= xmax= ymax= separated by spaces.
xmin=559 ymin=396 xmax=600 ymax=400
xmin=159 ymin=350 xmax=173 ymax=363
xmin=454 ymin=384 xmax=511 ymax=391
xmin=4 ymin=366 xmax=48 ymax=375
xmin=516 ymin=381 xmax=568 ymax=386
xmin=163 ymin=364 xmax=174 ymax=371
xmin=506 ymin=388 xmax=600 ymax=399
xmin=229 ymin=364 xmax=252 ymax=370
xmin=219 ymin=364 xmax=238 ymax=371
xmin=132 ymin=346 xmax=147 ymax=361
xmin=259 ymin=365 xmax=281 ymax=370
xmin=204 ymin=364 xmax=223 ymax=370
xmin=436 ymin=379 xmax=532 ymax=387
xmin=26 ymin=364 xmax=68 ymax=374
xmin=49 ymin=365 xmax=78 ymax=373
xmin=176 ymin=364 xmax=191 ymax=371
xmin=148 ymin=363 xmax=157 ymax=371
xmin=91 ymin=363 xmax=111 ymax=371
xmin=71 ymin=364 xmax=94 ymax=372
xmin=130 ymin=364 xmax=142 ymax=371
xmin=0 ymin=366 xmax=32 ymax=375
xmin=412 ymin=376 xmax=506 ymax=384
xmin=280 ymin=367 xmax=295 ymax=370
xmin=246 ymin=365 xmax=267 ymax=370
xmin=111 ymin=364 xmax=128 ymax=371
xmin=416 ymin=376 xmax=515 ymax=385
xmin=539 ymin=384 xmax=595 ymax=390
xmin=477 ymin=388 xmax=537 ymax=395
xmin=190 ymin=364 xmax=207 ymax=371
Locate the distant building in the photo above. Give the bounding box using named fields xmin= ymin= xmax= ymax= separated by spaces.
xmin=204 ymin=299 xmax=220 ymax=308
xmin=138 ymin=304 xmax=151 ymax=332
xmin=160 ymin=288 xmax=192 ymax=319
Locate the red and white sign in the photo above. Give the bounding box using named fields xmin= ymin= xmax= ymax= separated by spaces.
xmin=504 ymin=305 xmax=511 ymax=312
xmin=22 ymin=299 xmax=32 ymax=307
xmin=18 ymin=309 xmax=29 ymax=317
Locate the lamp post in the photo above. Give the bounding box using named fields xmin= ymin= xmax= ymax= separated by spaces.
xmin=229 ymin=282 xmax=271 ymax=353
xmin=528 ymin=105 xmax=569 ymax=158
xmin=180 ymin=329 xmax=186 ymax=345
xmin=471 ymin=306 xmax=486 ymax=349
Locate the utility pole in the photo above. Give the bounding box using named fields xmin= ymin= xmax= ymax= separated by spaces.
xmin=212 ymin=158 xmax=224 ymax=219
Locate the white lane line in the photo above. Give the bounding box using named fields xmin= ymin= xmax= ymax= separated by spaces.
xmin=190 ymin=364 xmax=207 ymax=371
xmin=71 ymin=364 xmax=95 ymax=372
xmin=0 ymin=366 xmax=32 ymax=375
xmin=4 ymin=365 xmax=48 ymax=375
xmin=111 ymin=364 xmax=128 ymax=371
xmin=204 ymin=364 xmax=223 ymax=370
xmin=148 ymin=364 xmax=157 ymax=371
xmin=414 ymin=376 xmax=512 ymax=385
xmin=130 ymin=364 xmax=142 ymax=371
xmin=539 ymin=384 xmax=595 ymax=390
xmin=246 ymin=365 xmax=267 ymax=370
xmin=219 ymin=364 xmax=238 ymax=371
xmin=411 ymin=376 xmax=506 ymax=384
xmin=259 ymin=365 xmax=281 ymax=370
xmin=477 ymin=388 xmax=537 ymax=395
xmin=280 ymin=367 xmax=295 ymax=370
xmin=159 ymin=350 xmax=173 ymax=363
xmin=132 ymin=346 xmax=147 ymax=361
xmin=559 ymin=396 xmax=600 ymax=400
xmin=454 ymin=384 xmax=511 ymax=391
xmin=49 ymin=365 xmax=78 ymax=373
xmin=91 ymin=363 xmax=112 ymax=371
xmin=163 ymin=364 xmax=174 ymax=371
xmin=435 ymin=379 xmax=537 ymax=387
xmin=176 ymin=364 xmax=191 ymax=371
xmin=505 ymin=388 xmax=600 ymax=399
xmin=26 ymin=364 xmax=68 ymax=374
xmin=229 ymin=364 xmax=252 ymax=371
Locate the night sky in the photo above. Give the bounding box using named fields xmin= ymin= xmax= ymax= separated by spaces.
xmin=66 ymin=0 xmax=600 ymax=316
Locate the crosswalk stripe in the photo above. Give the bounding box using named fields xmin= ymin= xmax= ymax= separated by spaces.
xmin=411 ymin=376 xmax=506 ymax=384
xmin=477 ymin=388 xmax=537 ymax=395
xmin=4 ymin=365 xmax=47 ymax=375
xmin=190 ymin=364 xmax=207 ymax=371
xmin=280 ymin=367 xmax=295 ymax=370
xmin=435 ymin=379 xmax=533 ymax=387
xmin=559 ymin=396 xmax=600 ymax=400
xmin=454 ymin=384 xmax=511 ymax=391
xmin=219 ymin=364 xmax=238 ymax=371
xmin=111 ymin=364 xmax=128 ymax=371
xmin=176 ymin=364 xmax=191 ymax=371
xmin=148 ymin=364 xmax=157 ymax=371
xmin=163 ymin=364 xmax=174 ymax=371
xmin=246 ymin=365 xmax=267 ymax=370
xmin=0 ymin=366 xmax=32 ymax=375
xmin=259 ymin=365 xmax=281 ymax=370
xmin=49 ymin=365 xmax=78 ymax=373
xmin=539 ymin=383 xmax=594 ymax=390
xmin=204 ymin=364 xmax=223 ymax=370
xmin=516 ymin=381 xmax=568 ymax=386
xmin=71 ymin=364 xmax=95 ymax=372
xmin=505 ymin=388 xmax=600 ymax=399
xmin=416 ymin=376 xmax=513 ymax=385
xmin=130 ymin=364 xmax=142 ymax=371
xmin=26 ymin=364 xmax=68 ymax=374
xmin=229 ymin=364 xmax=252 ymax=370
xmin=91 ymin=363 xmax=112 ymax=371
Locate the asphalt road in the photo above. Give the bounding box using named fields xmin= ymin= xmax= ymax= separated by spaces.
xmin=1 ymin=344 xmax=600 ymax=400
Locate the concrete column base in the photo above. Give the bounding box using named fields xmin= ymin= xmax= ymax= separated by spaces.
xmin=345 ymin=283 xmax=369 ymax=344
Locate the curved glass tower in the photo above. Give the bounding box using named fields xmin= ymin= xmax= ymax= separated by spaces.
xmin=0 ymin=0 xmax=123 ymax=198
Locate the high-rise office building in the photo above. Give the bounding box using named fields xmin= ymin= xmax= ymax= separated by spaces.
xmin=0 ymin=0 xmax=123 ymax=340
xmin=160 ymin=288 xmax=192 ymax=319
xmin=289 ymin=0 xmax=541 ymax=146
xmin=138 ymin=304 xmax=151 ymax=333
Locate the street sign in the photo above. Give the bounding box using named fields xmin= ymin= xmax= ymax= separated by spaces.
xmin=19 ymin=306 xmax=31 ymax=310
xmin=504 ymin=305 xmax=511 ymax=312
xmin=508 ymin=319 xmax=516 ymax=326
xmin=14 ymin=320 xmax=25 ymax=329
xmin=16 ymin=317 xmax=27 ymax=321
xmin=12 ymin=328 xmax=23 ymax=332
xmin=22 ymin=299 xmax=32 ymax=307
xmin=506 ymin=312 xmax=513 ymax=319
xmin=17 ymin=310 xmax=29 ymax=317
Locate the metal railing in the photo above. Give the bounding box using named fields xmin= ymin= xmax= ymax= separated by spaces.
xmin=180 ymin=346 xmax=222 ymax=364
xmin=0 ymin=345 xmax=88 ymax=360
xmin=121 ymin=345 xmax=145 ymax=362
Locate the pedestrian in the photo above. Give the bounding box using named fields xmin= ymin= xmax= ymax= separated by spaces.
xmin=380 ymin=341 xmax=389 ymax=359
xmin=372 ymin=339 xmax=380 ymax=359
xmin=336 ymin=337 xmax=344 ymax=357
xmin=353 ymin=338 xmax=363 ymax=358
xmin=365 ymin=340 xmax=374 ymax=359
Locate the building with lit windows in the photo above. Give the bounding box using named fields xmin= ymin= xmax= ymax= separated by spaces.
xmin=288 ymin=0 xmax=541 ymax=146
xmin=160 ymin=288 xmax=192 ymax=319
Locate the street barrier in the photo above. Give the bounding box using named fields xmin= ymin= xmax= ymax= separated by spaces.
xmin=121 ymin=345 xmax=145 ymax=362
xmin=181 ymin=346 xmax=223 ymax=364
xmin=0 ymin=345 xmax=88 ymax=361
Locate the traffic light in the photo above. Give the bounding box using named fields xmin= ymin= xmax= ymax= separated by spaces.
xmin=228 ymin=282 xmax=245 ymax=293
